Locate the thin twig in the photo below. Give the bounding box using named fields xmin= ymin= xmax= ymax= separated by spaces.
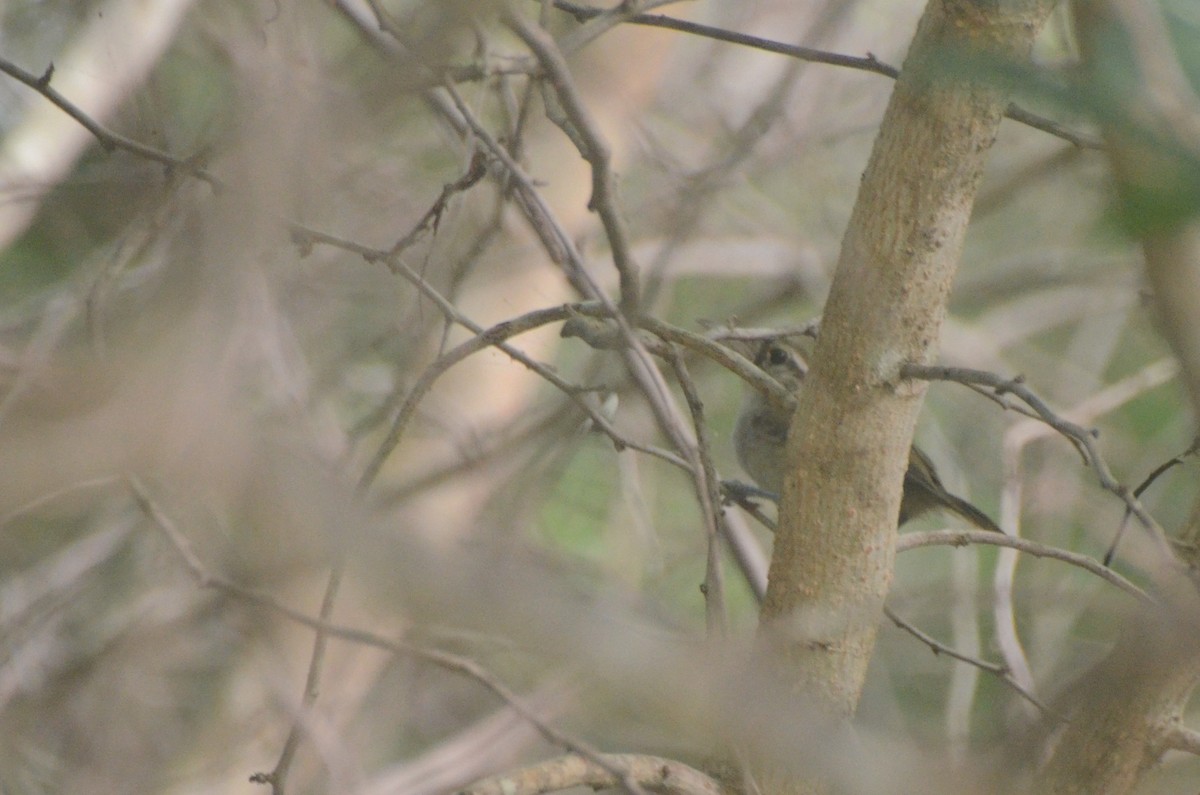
xmin=903 ymin=363 xmax=1168 ymax=543
xmin=554 ymin=0 xmax=900 ymax=74
xmin=959 ymin=381 xmax=1045 ymax=423
xmin=308 ymin=227 xmax=800 ymax=496
xmin=504 ymin=6 xmax=640 ymax=312
xmin=0 ymin=474 xmax=123 ymax=530
xmin=722 ymin=487 xmax=778 ymax=533
xmin=555 ymin=0 xmax=688 ymax=56
xmin=360 ymin=309 xmax=688 ymax=491
xmin=0 ymin=56 xmax=221 ymax=186
xmin=297 ymin=234 xmax=698 ymax=485
xmin=991 ymin=356 xmax=1182 ymax=703
xmin=885 ymin=606 xmax=1007 ymax=673
xmin=562 ymin=311 xmax=794 ymax=411
xmin=549 ymin=1 xmax=1101 ymax=149
xmin=897 ymin=529 xmax=1149 ymax=602
xmin=260 ymin=565 xmax=343 ymax=793
xmin=371 ymin=399 xmax=579 ymax=505
xmin=330 ymin=0 xmax=486 ymax=93
xmin=563 ymin=312 xmax=777 ymax=603
xmin=1106 ymin=435 xmax=1200 ymax=565
xmin=387 ymin=150 xmax=489 ymax=258
xmin=665 ymin=347 xmax=728 ymax=637
xmin=438 ymin=44 xmax=711 ymax=499
xmin=439 ymin=52 xmax=700 ymax=489
xmin=438 ymin=81 xmax=699 ymax=493
xmin=638 ymin=15 xmax=826 ymax=304
xmin=727 ymin=501 xmax=1147 ymax=607
xmin=883 ymin=605 xmax=1052 ymax=715
xmin=126 ymin=474 xmax=344 ymax=792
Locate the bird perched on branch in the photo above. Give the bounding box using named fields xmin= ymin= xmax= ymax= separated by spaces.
xmin=733 ymin=339 xmax=1002 ymax=533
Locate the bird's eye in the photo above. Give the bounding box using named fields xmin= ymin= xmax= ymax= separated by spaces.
xmin=766 ymin=346 xmax=789 ymax=366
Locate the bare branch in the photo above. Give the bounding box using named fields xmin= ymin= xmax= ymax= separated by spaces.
xmin=362 ymin=310 xmax=689 ymax=492
xmin=703 ymin=321 xmax=820 ymax=346
xmin=1106 ymin=436 xmax=1200 ymax=565
xmin=562 ymin=312 xmax=795 ymax=412
xmin=883 ymin=605 xmax=1052 ymax=716
xmin=549 ymin=1 xmax=1100 ymax=149
xmin=127 ymin=474 xmax=343 ymax=792
xmin=386 ymin=151 xmax=489 ymax=259
xmin=259 ymin=566 xmax=343 ymax=793
xmin=437 ymin=81 xmax=703 ymax=504
xmin=287 ymin=226 xmax=686 ymax=490
xmin=665 ymin=347 xmax=728 ymax=637
xmin=903 ymin=363 xmax=1170 ymax=547
xmin=458 ymin=753 xmax=728 ymax=795
xmin=0 ymin=56 xmax=220 ymax=186
xmin=555 ymin=0 xmax=688 ymax=56
xmin=504 ymin=6 xmax=641 ymax=313
xmin=897 ymin=529 xmax=1149 ymax=603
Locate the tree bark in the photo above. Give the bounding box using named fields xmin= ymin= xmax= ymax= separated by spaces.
xmin=756 ymin=0 xmax=1056 ymax=764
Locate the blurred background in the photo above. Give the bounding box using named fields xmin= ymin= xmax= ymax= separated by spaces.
xmin=0 ymin=0 xmax=1194 ymax=792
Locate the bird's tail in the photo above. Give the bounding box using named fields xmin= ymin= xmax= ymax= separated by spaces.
xmin=946 ymin=494 xmax=1004 ymax=534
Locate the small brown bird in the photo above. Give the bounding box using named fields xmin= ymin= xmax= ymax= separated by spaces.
xmin=733 ymin=340 xmax=1002 ymax=533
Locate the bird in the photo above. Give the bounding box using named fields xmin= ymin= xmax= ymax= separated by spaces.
xmin=732 ymin=339 xmax=1003 ymax=533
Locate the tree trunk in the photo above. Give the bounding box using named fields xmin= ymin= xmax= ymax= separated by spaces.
xmin=755 ymin=0 xmax=1056 ymax=788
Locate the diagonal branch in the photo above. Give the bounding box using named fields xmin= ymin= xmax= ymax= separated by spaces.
xmin=883 ymin=605 xmax=1052 ymax=715
xmin=504 ymin=6 xmax=641 ymax=313
xmin=550 ymin=1 xmax=1100 ymax=149
xmin=0 ymin=56 xmax=220 ymax=186
xmin=903 ymin=363 xmax=1170 ymax=547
